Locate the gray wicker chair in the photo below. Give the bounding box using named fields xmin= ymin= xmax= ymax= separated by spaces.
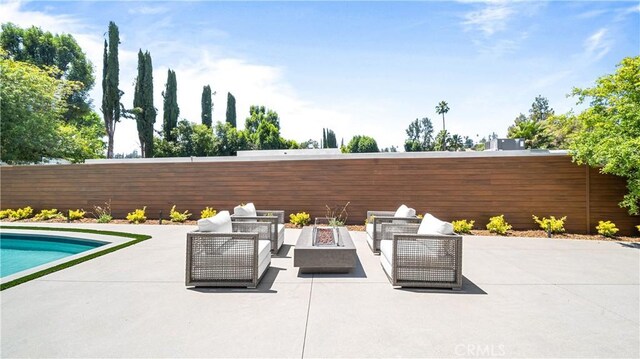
xmin=379 ymin=223 xmax=462 ymax=289
xmin=365 ymin=210 xmax=421 ymax=254
xmin=232 ymin=210 xmax=285 ymax=254
xmin=185 ymin=222 xmax=272 ymax=288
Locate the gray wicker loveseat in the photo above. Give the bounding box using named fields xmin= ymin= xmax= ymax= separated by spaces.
xmin=232 ymin=203 xmax=285 ymax=254
xmin=186 ymin=211 xmax=271 ymax=288
xmin=379 ymin=214 xmax=462 ymax=289
xmin=366 ymin=205 xmax=421 ymax=254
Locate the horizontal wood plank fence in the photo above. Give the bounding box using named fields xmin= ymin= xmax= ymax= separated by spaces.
xmin=1 ymin=153 xmax=637 ymax=235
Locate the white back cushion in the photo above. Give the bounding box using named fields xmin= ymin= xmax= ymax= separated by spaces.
xmin=418 ymin=213 xmax=454 ymax=235
xmin=394 ymin=204 xmax=416 ymax=218
xmin=197 ymin=210 xmax=233 ymax=232
xmin=234 ymin=202 xmax=257 ymax=217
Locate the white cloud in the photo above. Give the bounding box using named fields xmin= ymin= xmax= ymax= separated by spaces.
xmin=128 ymin=6 xmax=169 ymax=15
xmin=584 ymin=28 xmax=611 ymax=61
xmin=463 ymin=2 xmax=514 ymax=36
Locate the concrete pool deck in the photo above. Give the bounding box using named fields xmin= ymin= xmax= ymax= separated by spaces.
xmin=1 ymin=223 xmax=638 ymax=358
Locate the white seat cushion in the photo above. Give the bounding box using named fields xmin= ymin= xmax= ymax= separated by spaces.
xmin=234 ymin=202 xmax=257 ymax=217
xmin=380 ymin=239 xmax=394 ymax=267
xmin=197 ymin=210 xmax=232 ymax=232
xmin=394 ymin=204 xmax=416 ymax=218
xmin=418 ymin=213 xmax=454 ymax=235
xmin=365 ymin=223 xmax=374 ymax=238
xmin=258 ymin=239 xmax=271 ymax=278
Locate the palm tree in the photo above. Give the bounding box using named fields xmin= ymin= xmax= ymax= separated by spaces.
xmin=450 ymin=134 xmax=464 ymax=151
xmin=435 ymin=101 xmax=450 ymax=131
xmin=435 ymin=101 xmax=450 ymax=150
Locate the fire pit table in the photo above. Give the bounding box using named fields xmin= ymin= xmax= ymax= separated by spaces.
xmin=294 ymin=226 xmax=356 ymax=274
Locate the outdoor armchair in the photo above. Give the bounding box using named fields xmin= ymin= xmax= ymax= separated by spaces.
xmin=366 ymin=205 xmax=420 ymax=254
xmin=379 ymin=221 xmax=463 ymax=289
xmin=232 ymin=203 xmax=285 ymax=254
xmin=186 ymin=221 xmax=272 ymax=288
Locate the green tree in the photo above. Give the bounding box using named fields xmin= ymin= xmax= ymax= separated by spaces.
xmin=529 ymin=95 xmax=554 ymax=123
xmin=226 ymin=92 xmax=236 ymax=127
xmin=1 ymin=54 xmax=103 ymax=163
xmin=326 ymin=128 xmax=337 ymax=148
xmin=404 ymin=117 xmax=434 ymax=151
xmin=450 ymin=134 xmax=465 ymax=151
xmin=213 ymin=121 xmax=250 ymax=156
xmin=1 ymin=23 xmax=95 ymax=123
xmin=434 ymin=130 xmax=452 ymax=151
xmin=569 ymin=56 xmax=640 ymax=215
xmin=201 ymin=85 xmax=212 ymax=128
xmin=101 ymin=21 xmax=122 ymax=159
xmin=543 ymin=113 xmax=582 ymax=149
xmin=133 ymin=50 xmax=155 ymax=158
xmin=162 ymin=69 xmax=179 ymax=141
xmin=507 ymin=118 xmax=552 ymax=149
xmin=154 ymin=120 xmax=215 ymax=157
xmin=435 ymin=101 xmax=450 ymax=130
xmin=507 ymin=96 xmax=555 ymax=149
xmin=345 ymin=135 xmax=379 ymax=153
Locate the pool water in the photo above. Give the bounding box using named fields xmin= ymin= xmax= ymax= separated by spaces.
xmin=1 ymin=233 xmax=106 ymax=277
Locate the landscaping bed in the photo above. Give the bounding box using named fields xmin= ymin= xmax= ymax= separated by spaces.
xmin=2 ymin=219 xmax=638 ymax=242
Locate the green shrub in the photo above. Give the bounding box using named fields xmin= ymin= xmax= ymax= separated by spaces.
xmin=93 ymin=200 xmax=112 ymax=223
xmin=8 ymin=206 xmax=33 ymax=220
xmin=486 ymin=215 xmax=512 ymax=235
xmin=34 ymin=209 xmax=65 ymax=221
xmin=68 ymin=209 xmax=85 ymax=221
xmin=170 ymin=205 xmax=191 ymax=223
xmin=126 ymin=207 xmax=147 ymax=224
xmin=0 ymin=209 xmax=14 ymax=219
xmin=289 ymin=212 xmax=311 ymax=227
xmin=596 ymin=220 xmax=619 ymax=237
xmin=452 ymin=219 xmax=475 ymax=234
xmin=532 ymin=215 xmax=567 ymax=234
xmin=637 ymin=225 xmax=640 ymax=233
xmin=200 ymin=207 xmax=217 ymax=219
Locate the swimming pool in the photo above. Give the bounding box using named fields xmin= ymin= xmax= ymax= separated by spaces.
xmin=1 ymin=233 xmax=107 ymax=277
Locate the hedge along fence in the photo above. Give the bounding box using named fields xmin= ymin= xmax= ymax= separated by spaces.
xmin=1 ymin=152 xmax=637 ymax=235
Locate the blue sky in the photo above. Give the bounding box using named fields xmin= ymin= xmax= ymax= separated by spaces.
xmin=2 ymin=1 xmax=638 ymax=154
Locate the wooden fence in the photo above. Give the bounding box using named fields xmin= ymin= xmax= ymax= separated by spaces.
xmin=1 ymin=152 xmax=637 ymax=235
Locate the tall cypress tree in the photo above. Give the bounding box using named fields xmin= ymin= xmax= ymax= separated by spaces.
xmin=322 ymin=128 xmax=327 ymax=148
xmin=162 ymin=69 xmax=179 ymax=141
xmin=225 ymin=92 xmax=236 ymax=127
xmin=201 ymin=85 xmax=212 ymax=127
xmin=101 ymin=21 xmax=121 ymax=158
xmin=133 ymin=50 xmax=155 ymax=158
xmin=327 ymin=129 xmax=337 ymax=148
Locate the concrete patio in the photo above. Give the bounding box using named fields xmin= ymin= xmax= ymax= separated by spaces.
xmin=1 ymin=223 xmax=638 ymax=358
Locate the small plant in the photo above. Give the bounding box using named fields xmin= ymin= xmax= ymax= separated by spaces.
xmin=532 ymin=215 xmax=567 ymax=234
xmin=0 ymin=209 xmax=14 ymax=219
xmin=452 ymin=219 xmax=475 ymax=234
xmin=325 ymin=202 xmax=350 ymax=226
xmin=9 ymin=206 xmax=34 ymax=220
xmin=416 ymin=214 xmax=424 ymax=219
xmin=93 ymin=200 xmax=113 ymax=223
xmin=289 ymin=212 xmax=311 ymax=227
xmin=34 ymin=209 xmax=65 ymax=221
xmin=68 ymin=209 xmax=86 ymax=221
xmin=200 ymin=207 xmax=217 ymax=219
xmin=170 ymin=205 xmax=192 ymax=223
xmin=486 ymin=215 xmax=512 ymax=235
xmin=596 ymin=220 xmax=619 ymax=238
xmin=127 ymin=206 xmax=147 ymax=224
xmin=637 ymin=225 xmax=640 ymax=234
